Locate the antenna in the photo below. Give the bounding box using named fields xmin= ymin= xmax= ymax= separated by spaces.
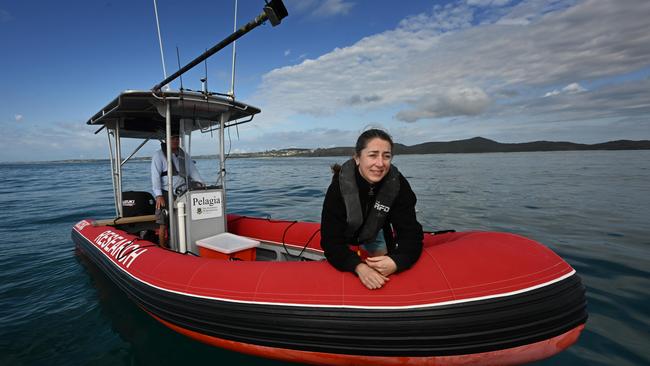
xmin=229 ymin=0 xmax=238 ymax=98
xmin=202 ymin=49 xmax=208 ymax=94
xmin=153 ymin=0 xmax=169 ymax=90
xmin=176 ymin=46 xmax=184 ymax=91
xmin=152 ymin=0 xmax=288 ymax=92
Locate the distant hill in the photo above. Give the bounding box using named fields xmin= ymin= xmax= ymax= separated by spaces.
xmin=27 ymin=137 xmax=648 ymax=164
xmin=232 ymin=137 xmax=650 ymax=158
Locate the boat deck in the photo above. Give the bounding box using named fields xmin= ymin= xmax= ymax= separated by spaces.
xmin=94 ymin=215 xmax=325 ymax=262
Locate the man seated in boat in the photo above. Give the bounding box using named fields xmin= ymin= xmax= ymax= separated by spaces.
xmin=321 ymin=129 xmax=424 ymax=289
xmin=151 ymin=131 xmax=204 ymax=248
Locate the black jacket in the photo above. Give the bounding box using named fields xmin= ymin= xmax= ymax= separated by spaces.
xmin=320 ymin=166 xmax=423 ymax=273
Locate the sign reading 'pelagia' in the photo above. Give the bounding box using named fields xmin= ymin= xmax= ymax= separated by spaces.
xmin=191 ymin=191 xmax=223 ymax=220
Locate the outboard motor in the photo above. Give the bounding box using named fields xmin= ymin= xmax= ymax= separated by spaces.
xmin=122 ymin=191 xmax=156 ymax=217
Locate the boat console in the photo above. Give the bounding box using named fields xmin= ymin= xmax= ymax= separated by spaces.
xmin=175 ymin=185 xmax=228 ymax=254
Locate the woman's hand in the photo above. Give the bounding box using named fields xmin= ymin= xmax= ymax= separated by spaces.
xmin=155 ymin=196 xmax=166 ymax=210
xmin=355 ymin=263 xmax=389 ymax=290
xmin=365 ymin=256 xmax=397 ymax=277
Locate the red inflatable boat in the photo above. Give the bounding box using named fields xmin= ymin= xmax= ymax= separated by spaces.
xmin=73 ymin=214 xmax=587 ymax=366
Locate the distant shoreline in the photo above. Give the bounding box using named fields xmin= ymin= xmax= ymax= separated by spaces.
xmin=229 ymin=137 xmax=650 ymax=159
xmin=4 ymin=136 xmax=649 ymax=164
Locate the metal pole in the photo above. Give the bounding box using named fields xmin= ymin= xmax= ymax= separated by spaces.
xmin=120 ymin=138 xmax=150 ymax=167
xmin=177 ymin=202 xmax=187 ymax=253
xmin=187 ymin=121 xmax=193 ymax=157
xmin=153 ymin=0 xmax=168 ymax=89
xmin=115 ymin=125 xmax=123 ymax=218
xmin=151 ymin=0 xmax=287 ymax=92
xmin=229 ymin=0 xmax=238 ymax=97
xmin=106 ymin=128 xmax=119 ymax=217
xmin=184 ymin=119 xmax=193 ymax=245
xmin=165 ymin=101 xmax=176 ymax=250
xmin=180 ymin=119 xmax=187 ymax=177
xmin=219 ymin=112 xmax=229 ymax=230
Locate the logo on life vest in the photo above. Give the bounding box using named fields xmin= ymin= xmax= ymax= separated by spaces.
xmin=374 ymin=201 xmax=390 ymax=213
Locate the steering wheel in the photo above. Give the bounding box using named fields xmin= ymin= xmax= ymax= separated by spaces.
xmin=174 ymin=180 xmax=205 ymax=196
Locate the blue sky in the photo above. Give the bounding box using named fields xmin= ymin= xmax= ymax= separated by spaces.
xmin=1 ymin=0 xmax=649 ymax=162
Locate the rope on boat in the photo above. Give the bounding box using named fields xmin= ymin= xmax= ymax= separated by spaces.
xmin=280 ymin=221 xmax=320 ymax=259
xmin=229 ymin=215 xmax=320 ymax=260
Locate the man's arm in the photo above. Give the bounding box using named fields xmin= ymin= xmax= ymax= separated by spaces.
xmin=151 ymin=151 xmax=164 ymax=197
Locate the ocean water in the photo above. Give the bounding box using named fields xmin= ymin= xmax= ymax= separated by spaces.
xmin=1 ymin=151 xmax=648 ymax=366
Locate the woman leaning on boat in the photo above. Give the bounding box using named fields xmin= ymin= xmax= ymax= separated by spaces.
xmin=321 ymin=129 xmax=424 ymax=290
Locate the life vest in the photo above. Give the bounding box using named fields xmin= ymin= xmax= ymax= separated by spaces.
xmin=339 ymin=158 xmax=400 ymax=245
xmin=159 ymin=143 xmax=185 ymax=178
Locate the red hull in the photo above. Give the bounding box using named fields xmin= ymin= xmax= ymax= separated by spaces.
xmin=73 ymin=214 xmax=587 ymax=365
xmin=153 ymin=312 xmax=584 ymax=366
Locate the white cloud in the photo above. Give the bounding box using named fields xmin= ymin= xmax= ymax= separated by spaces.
xmin=399 ymin=2 xmax=473 ymax=33
xmin=496 ymin=0 xmax=577 ymax=26
xmin=282 ymin=0 xmax=354 ymax=18
xmin=528 ymin=78 xmax=650 ymax=120
xmin=544 ymin=82 xmax=587 ymax=97
xmin=467 ymin=0 xmax=512 ymax=7
xmin=14 ymin=114 xmax=24 ymax=122
xmin=0 ymin=121 xmax=106 ymax=162
xmin=284 ymin=49 xmax=291 ymax=57
xmin=396 ymin=86 xmax=491 ymax=122
xmin=315 ymin=0 xmax=355 ymax=17
xmin=543 ymin=90 xmax=561 ymax=97
xmin=562 ymin=82 xmax=587 ymax=94
xmin=254 ymin=0 xmax=650 ymax=126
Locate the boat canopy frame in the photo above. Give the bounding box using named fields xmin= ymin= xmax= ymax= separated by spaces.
xmin=88 ymin=89 xmax=261 ymax=251
xmin=88 ymin=90 xmax=260 ymax=139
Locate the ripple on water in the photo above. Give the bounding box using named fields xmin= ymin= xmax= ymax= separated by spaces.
xmin=2 ymin=152 xmax=650 ymax=365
